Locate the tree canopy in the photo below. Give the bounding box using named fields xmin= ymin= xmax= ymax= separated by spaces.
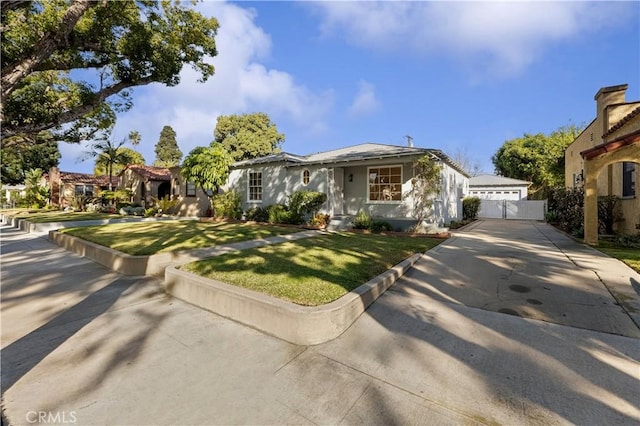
xmin=492 ymin=124 xmax=583 ymax=198
xmin=1 ymin=0 xmax=219 ymax=147
xmin=181 ymin=145 xmax=233 ymax=194
xmin=213 ymin=113 xmax=284 ymax=161
xmin=83 ymin=131 xmax=140 ymax=190
xmin=1 ymin=134 xmax=60 ymax=184
xmin=94 ymin=147 xmax=144 ymax=176
xmin=154 ymin=125 xmax=182 ymax=167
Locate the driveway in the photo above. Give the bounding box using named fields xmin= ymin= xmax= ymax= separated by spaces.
xmin=1 ymin=220 xmax=639 ymax=425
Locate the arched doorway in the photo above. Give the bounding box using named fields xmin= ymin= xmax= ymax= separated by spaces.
xmin=158 ymin=181 xmax=171 ymax=200
xmin=581 ymin=136 xmax=640 ymax=245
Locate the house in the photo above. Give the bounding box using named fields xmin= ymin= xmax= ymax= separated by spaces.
xmin=565 ymin=84 xmax=640 ymax=241
xmin=223 ymin=143 xmax=469 ymax=229
xmin=468 ymin=175 xmax=531 ymax=200
xmin=47 ymin=167 xmax=118 ymax=207
xmin=119 ymin=164 xmax=210 ymax=216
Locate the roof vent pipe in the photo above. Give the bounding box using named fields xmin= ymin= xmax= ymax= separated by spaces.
xmin=405 ymin=135 xmax=413 ymax=147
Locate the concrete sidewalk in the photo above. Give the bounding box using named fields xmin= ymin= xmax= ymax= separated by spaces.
xmin=2 ymin=221 xmax=639 ymax=425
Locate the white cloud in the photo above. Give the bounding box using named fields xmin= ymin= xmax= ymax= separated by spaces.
xmin=99 ymin=1 xmax=333 ymax=167
xmin=309 ymin=1 xmax=630 ymax=77
xmin=348 ymin=80 xmax=381 ymax=118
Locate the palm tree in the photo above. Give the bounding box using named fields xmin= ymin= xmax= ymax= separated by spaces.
xmin=84 ymin=138 xmax=133 ymax=190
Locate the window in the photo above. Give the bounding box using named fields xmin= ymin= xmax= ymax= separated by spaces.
xmin=74 ymin=185 xmax=93 ymax=197
xmin=302 ymin=169 xmax=310 ymax=185
xmin=622 ymin=162 xmax=636 ymax=197
xmin=186 ymin=182 xmax=196 ymax=197
xmin=368 ymin=166 xmax=402 ymax=202
xmin=248 ymin=171 xmax=262 ymax=201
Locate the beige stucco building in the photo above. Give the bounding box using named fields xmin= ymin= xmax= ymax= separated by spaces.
xmin=565 ymin=84 xmax=640 ymax=240
xmin=47 ymin=167 xmax=118 ymax=207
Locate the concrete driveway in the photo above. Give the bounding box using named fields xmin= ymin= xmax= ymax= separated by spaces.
xmin=1 ymin=220 xmax=639 ymax=425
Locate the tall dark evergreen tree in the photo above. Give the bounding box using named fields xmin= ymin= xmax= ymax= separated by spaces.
xmin=154 ymin=126 xmax=183 ymax=167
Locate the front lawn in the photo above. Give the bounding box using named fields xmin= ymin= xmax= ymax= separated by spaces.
xmin=59 ymin=221 xmax=301 ymax=255
xmin=596 ymin=241 xmax=640 ymax=273
xmin=13 ymin=211 xmax=120 ymax=223
xmin=180 ymin=232 xmax=442 ymax=306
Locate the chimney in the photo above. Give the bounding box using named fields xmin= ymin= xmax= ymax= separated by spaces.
xmin=594 ymin=84 xmax=627 ymax=135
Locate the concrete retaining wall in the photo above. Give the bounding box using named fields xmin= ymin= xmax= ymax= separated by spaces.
xmin=49 ymin=231 xmax=185 ymax=276
xmin=164 ymin=253 xmax=423 ymax=345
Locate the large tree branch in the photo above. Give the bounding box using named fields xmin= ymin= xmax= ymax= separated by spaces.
xmin=1 ymin=0 xmax=101 ymax=101
xmin=1 ymin=77 xmax=154 ymax=143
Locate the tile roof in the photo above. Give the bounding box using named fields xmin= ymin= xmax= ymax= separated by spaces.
xmin=470 ymin=174 xmax=532 ymax=187
xmin=603 ymin=105 xmax=640 ymax=138
xmin=59 ymin=172 xmax=118 ymax=187
xmin=123 ymin=164 xmax=171 ymax=181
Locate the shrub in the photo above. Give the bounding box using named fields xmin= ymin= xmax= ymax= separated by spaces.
xmin=597 ymin=195 xmax=623 ymax=235
xmin=212 ymin=191 xmax=242 ymax=219
xmin=370 ymin=220 xmax=393 ymax=233
xmin=267 ymin=204 xmax=302 ymax=225
xmin=152 ymin=195 xmax=179 ymax=215
xmin=462 ymin=197 xmax=481 ymax=220
xmin=69 ymin=195 xmax=91 ymax=212
xmin=309 ymin=213 xmax=330 ymax=228
xmin=288 ymin=190 xmax=327 ymax=220
xmin=119 ymin=206 xmax=145 ymax=216
xmin=353 ymin=211 xmax=373 ymax=229
xmin=548 ymin=187 xmax=584 ymax=234
xmin=614 ymin=234 xmax=640 ymax=249
xmin=144 ymin=207 xmax=158 ymax=217
xmin=245 ymin=206 xmax=269 ymax=222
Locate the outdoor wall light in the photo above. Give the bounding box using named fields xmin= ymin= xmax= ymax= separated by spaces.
xmin=348 ymin=174 xmax=353 ymax=182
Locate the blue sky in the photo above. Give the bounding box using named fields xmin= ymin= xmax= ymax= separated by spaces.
xmin=59 ymin=1 xmax=640 ymax=175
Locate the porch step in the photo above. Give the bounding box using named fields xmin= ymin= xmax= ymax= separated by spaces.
xmin=326 ymin=215 xmax=353 ymax=232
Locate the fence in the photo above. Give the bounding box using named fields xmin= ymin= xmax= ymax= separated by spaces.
xmin=478 ymin=200 xmax=547 ymax=220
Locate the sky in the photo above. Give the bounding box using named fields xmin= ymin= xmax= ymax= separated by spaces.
xmin=58 ymin=0 xmax=640 ymax=175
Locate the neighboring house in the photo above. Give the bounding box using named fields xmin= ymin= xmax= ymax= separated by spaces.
xmin=468 ymin=175 xmax=531 ymax=200
xmin=119 ymin=164 xmax=172 ymax=206
xmin=565 ymin=84 xmax=640 ymax=237
xmin=224 ymin=143 xmax=469 ymax=229
xmin=2 ymin=184 xmax=26 ymax=208
xmin=47 ymin=167 xmax=117 ymax=207
xmin=119 ymin=164 xmax=209 ymax=216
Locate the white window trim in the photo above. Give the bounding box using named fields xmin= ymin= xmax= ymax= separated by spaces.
xmin=247 ymin=170 xmax=263 ymax=203
xmin=366 ymin=164 xmax=403 ymax=204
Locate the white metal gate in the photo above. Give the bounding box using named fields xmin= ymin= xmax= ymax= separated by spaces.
xmin=478 ymin=200 xmax=547 ymax=220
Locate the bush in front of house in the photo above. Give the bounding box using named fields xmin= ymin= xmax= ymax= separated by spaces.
xmin=370 ymin=220 xmax=393 ymax=233
xmin=212 ymin=191 xmax=242 ymax=219
xmin=119 ymin=206 xmax=145 ymax=216
xmin=462 ymin=196 xmax=481 ymax=220
xmin=288 ymin=190 xmax=327 ymax=221
xmin=245 ymin=206 xmax=269 ymax=222
xmin=547 ymin=187 xmax=584 ymax=235
xmin=267 ymin=204 xmax=303 ymax=225
xmin=353 ymin=211 xmax=373 ymax=229
xmin=597 ymin=195 xmax=623 ymax=235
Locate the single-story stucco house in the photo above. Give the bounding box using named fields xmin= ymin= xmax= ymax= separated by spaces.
xmin=469 ymin=175 xmax=531 ymax=200
xmin=223 ymin=143 xmax=470 ymax=229
xmin=47 ymin=167 xmax=118 ymax=207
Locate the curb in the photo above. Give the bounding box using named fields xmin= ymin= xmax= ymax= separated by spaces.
xmin=165 ymin=253 xmax=423 ymax=346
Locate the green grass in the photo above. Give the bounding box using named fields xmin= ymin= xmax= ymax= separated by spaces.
xmin=596 ymin=241 xmax=640 ymax=273
xmin=180 ymin=232 xmax=443 ymax=306
xmin=13 ymin=211 xmax=120 ymax=223
xmin=60 ymin=221 xmax=301 ymax=255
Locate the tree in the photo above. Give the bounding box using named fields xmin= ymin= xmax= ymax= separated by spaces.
xmin=452 ymin=147 xmax=484 ymax=177
xmin=181 ymin=145 xmax=233 ymax=212
xmin=1 ymin=135 xmax=60 ymax=184
xmin=411 ymin=155 xmax=443 ymax=222
xmin=1 ymin=1 xmax=219 ymax=146
xmin=94 ymin=147 xmax=144 ymax=176
xmin=24 ymin=168 xmax=49 ymax=208
xmin=492 ymin=124 xmax=583 ymax=199
xmin=213 ymin=113 xmax=285 ymax=161
xmin=83 ymin=133 xmax=138 ymax=190
xmin=153 ymin=125 xmax=182 ymax=167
